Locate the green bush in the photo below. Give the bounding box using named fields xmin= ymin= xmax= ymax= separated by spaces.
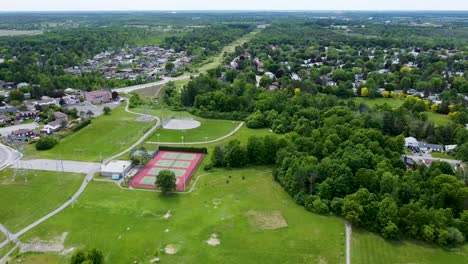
xmin=35 ymin=136 xmax=59 ymax=151
xmin=72 ymin=119 xmax=92 ymax=132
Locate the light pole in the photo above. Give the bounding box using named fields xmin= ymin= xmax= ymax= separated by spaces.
xmin=157 ymin=134 xmax=160 ymax=148
xmin=181 ymin=135 xmax=185 ymax=146
xmin=204 ymin=136 xmax=208 ymax=149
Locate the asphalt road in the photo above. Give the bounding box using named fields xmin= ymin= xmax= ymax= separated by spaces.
xmin=0 ymin=143 xmax=21 ymax=170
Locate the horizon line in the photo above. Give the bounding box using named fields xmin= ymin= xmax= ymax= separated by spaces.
xmin=1 ymin=10 xmax=468 ymax=12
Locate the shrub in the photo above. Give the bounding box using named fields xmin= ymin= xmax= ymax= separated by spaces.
xmin=72 ymin=119 xmax=91 ymax=132
xmin=35 ymin=136 xmax=59 ymax=151
xmin=204 ymin=163 xmax=213 ymax=171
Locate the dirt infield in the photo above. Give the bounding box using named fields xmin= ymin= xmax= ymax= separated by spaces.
xmin=129 ymin=150 xmax=203 ymax=191
xmin=163 ymin=119 xmax=201 ymax=130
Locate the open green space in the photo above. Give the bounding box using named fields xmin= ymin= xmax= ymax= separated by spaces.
xmin=353 ymin=97 xmax=405 ymax=109
xmin=24 ymin=106 xmax=156 ymax=162
xmin=352 ymin=228 xmax=468 ymax=264
xmin=353 ymin=97 xmax=451 ymax=126
xmin=7 ymin=253 xmax=62 ymax=264
xmin=19 ymin=167 xmax=345 ymax=264
xmin=0 ymin=232 xmax=5 ymax=243
xmin=195 ymin=30 xmax=260 ymax=74
xmin=133 ymin=108 xmax=240 ymax=143
xmin=430 ymin=152 xmax=456 ymax=159
xmin=425 ymin=112 xmax=451 ymax=126
xmin=0 ymin=169 xmax=84 ymax=233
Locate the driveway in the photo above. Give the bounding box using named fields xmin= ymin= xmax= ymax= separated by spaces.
xmin=0 ymin=123 xmax=39 ymax=137
xmin=11 ymin=159 xmax=101 ymax=174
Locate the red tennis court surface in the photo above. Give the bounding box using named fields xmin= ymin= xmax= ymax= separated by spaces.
xmin=129 ymin=150 xmax=204 ymax=191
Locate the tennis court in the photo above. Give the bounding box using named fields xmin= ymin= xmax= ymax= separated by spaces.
xmin=129 ymin=150 xmax=204 ymax=191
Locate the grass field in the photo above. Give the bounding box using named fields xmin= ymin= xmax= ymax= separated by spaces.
xmin=132 ymin=108 xmax=241 ymax=143
xmin=353 ymin=97 xmax=451 ymax=126
xmin=0 ymin=169 xmax=84 ymax=233
xmin=0 ymin=232 xmax=5 ymax=243
xmin=195 ymin=30 xmax=260 ymax=74
xmin=17 ymin=167 xmax=345 ymax=264
xmin=425 ymin=112 xmax=451 ymax=126
xmin=430 ymin=152 xmax=456 ymax=159
xmin=353 ymin=97 xmax=405 ymax=108
xmin=24 ymin=106 xmax=155 ymax=162
xmin=352 ymin=228 xmax=468 ymax=264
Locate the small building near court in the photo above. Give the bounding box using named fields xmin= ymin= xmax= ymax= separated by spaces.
xmin=100 ymin=160 xmax=132 ymax=178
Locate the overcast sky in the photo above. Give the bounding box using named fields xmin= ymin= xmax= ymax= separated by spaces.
xmin=1 ymin=0 xmax=467 ymax=11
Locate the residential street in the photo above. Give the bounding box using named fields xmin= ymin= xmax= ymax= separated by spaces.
xmin=115 ymin=75 xmax=191 ymax=93
xmin=404 ymin=154 xmax=463 ymax=166
xmin=0 ymin=143 xmax=21 ymax=170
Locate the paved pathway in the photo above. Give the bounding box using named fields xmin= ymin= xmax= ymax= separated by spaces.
xmin=346 ymin=222 xmax=352 ymax=264
xmin=11 ymin=159 xmax=100 ymax=174
xmin=0 ymin=224 xmax=21 ymax=249
xmin=14 ymin=168 xmax=98 ymax=239
xmin=146 ymin=121 xmax=244 ymax=146
xmin=102 ymin=99 xmax=161 ymax=164
xmin=0 ymin=143 xmax=21 ymax=171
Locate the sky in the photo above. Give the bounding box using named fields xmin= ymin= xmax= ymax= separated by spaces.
xmin=1 ymin=0 xmax=468 ymax=11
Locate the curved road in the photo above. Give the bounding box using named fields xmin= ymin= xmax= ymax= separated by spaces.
xmin=0 ymin=143 xmax=22 ymax=170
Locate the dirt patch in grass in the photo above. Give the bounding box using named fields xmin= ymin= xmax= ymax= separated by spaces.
xmin=21 ymin=232 xmax=68 ymax=253
xmin=206 ymin=233 xmax=220 ymax=247
xmin=246 ymin=210 xmax=288 ymax=230
xmin=164 ymin=244 xmax=177 ymax=255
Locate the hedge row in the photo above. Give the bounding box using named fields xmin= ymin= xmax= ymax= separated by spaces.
xmin=72 ymin=119 xmax=91 ymax=132
xmin=158 ymin=146 xmax=208 ymax=154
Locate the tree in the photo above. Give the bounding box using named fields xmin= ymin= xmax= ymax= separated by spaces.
xmin=224 ymin=139 xmax=248 ymax=168
xmin=360 ymin=87 xmax=369 ymax=97
xmin=87 ymin=248 xmax=104 ymax=264
xmin=455 ymin=142 xmax=468 ymax=162
xmin=36 ymin=136 xmax=59 ymax=151
xmin=8 ymin=89 xmax=25 ymax=102
xmin=165 ymin=62 xmax=175 ymax=72
xmin=382 ymin=221 xmax=399 ymax=239
xmin=71 ymin=250 xmax=87 ymax=264
xmin=86 ymin=110 xmax=94 ymax=118
xmin=211 ymin=144 xmax=225 ymax=167
xmin=103 ymin=106 xmax=111 ymax=115
xmin=70 ymin=248 xmax=104 ymax=264
xmin=155 ymin=170 xmax=176 ymax=194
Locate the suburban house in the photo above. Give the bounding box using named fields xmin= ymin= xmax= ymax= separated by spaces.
xmin=84 ymin=89 xmax=113 ymax=104
xmin=0 ymin=105 xmax=17 ymax=114
xmin=418 ymin=142 xmax=444 ymax=153
xmin=15 ymin=110 xmax=37 ymax=121
xmin=7 ymin=128 xmax=36 ymax=142
xmin=100 ymin=160 xmax=133 ymax=179
xmin=54 ymin=111 xmax=68 ymax=123
xmin=404 ymin=137 xmax=452 ymax=153
xmin=41 ymin=112 xmax=68 ymax=134
xmin=41 ymin=120 xmax=63 ymax=134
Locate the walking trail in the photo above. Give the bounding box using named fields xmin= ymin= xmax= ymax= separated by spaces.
xmin=346 ymin=222 xmax=352 ymax=264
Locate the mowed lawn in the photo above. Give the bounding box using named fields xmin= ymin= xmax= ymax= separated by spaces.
xmin=352 ymin=228 xmax=468 ymax=264
xmin=19 ymin=167 xmax=345 ymax=264
xmin=25 ymin=106 xmax=156 ymax=162
xmin=0 ymin=169 xmax=84 ymax=233
xmin=134 ymin=108 xmax=241 ymax=143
